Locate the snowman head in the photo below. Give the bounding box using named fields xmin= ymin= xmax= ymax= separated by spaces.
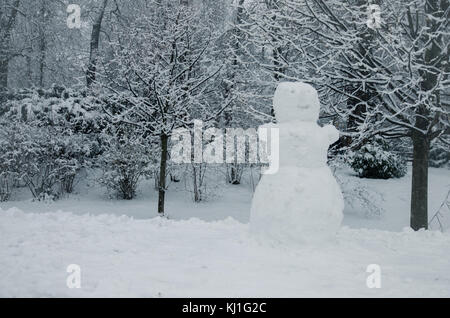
xmin=273 ymin=82 xmax=320 ymax=123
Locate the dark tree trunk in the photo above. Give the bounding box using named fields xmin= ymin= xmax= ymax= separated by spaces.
xmin=158 ymin=133 xmax=169 ymax=216
xmin=267 ymin=0 xmax=283 ymax=119
xmin=342 ymin=11 xmax=378 ymax=151
xmin=0 ymin=59 xmax=8 ymax=104
xmin=38 ymin=40 xmax=46 ymax=88
xmin=409 ymin=0 xmax=446 ymax=230
xmin=410 ymin=132 xmax=429 ymax=230
xmin=223 ymin=0 xmax=245 ymax=184
xmin=86 ymin=0 xmax=108 ymax=88
xmin=0 ymin=0 xmax=21 ymax=102
xmin=38 ymin=0 xmax=48 ymax=88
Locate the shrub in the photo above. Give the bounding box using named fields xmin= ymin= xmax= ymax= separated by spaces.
xmin=429 ymin=138 xmax=450 ymax=168
xmin=349 ymin=138 xmax=407 ymax=179
xmin=0 ymin=173 xmax=15 ymax=202
xmin=0 ymin=124 xmax=21 ymax=201
xmin=0 ymin=121 xmax=94 ymax=200
xmin=98 ymin=133 xmax=155 ymax=200
xmin=0 ymin=88 xmax=104 ymax=201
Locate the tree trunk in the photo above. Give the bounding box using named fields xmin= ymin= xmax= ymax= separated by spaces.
xmin=409 ymin=0 xmax=446 ymax=231
xmin=192 ymin=164 xmax=200 ymax=202
xmin=267 ymin=1 xmax=283 ymax=118
xmin=0 ymin=0 xmax=21 ymax=102
xmin=410 ymin=132 xmax=429 ymax=230
xmin=158 ymin=133 xmax=169 ymax=216
xmin=0 ymin=59 xmax=8 ymax=104
xmin=86 ymin=0 xmax=108 ymax=88
xmin=38 ymin=1 xmax=48 ymax=88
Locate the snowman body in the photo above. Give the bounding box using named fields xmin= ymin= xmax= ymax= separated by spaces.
xmin=250 ymin=82 xmax=344 ymax=245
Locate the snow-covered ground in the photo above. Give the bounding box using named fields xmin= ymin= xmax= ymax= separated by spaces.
xmin=0 ymin=167 xmax=449 ymax=297
xmin=1 ymin=166 xmax=448 ymax=230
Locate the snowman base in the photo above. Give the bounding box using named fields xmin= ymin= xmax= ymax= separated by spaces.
xmin=250 ymin=167 xmax=344 ymax=245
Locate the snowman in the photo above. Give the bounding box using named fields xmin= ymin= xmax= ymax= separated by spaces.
xmin=250 ymin=82 xmax=344 ymax=245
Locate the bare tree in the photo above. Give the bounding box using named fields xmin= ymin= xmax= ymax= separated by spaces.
xmin=101 ymin=0 xmax=223 ymax=216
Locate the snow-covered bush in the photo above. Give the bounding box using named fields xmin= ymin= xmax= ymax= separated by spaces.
xmin=7 ymin=125 xmax=61 ymax=200
xmin=0 ymin=174 xmax=13 ymax=202
xmin=0 ymin=123 xmax=21 ymax=201
xmin=0 ymin=170 xmax=16 ymax=202
xmin=0 ymin=120 xmax=95 ymax=200
xmin=349 ymin=138 xmax=407 ymax=179
xmin=22 ymin=127 xmax=91 ymax=200
xmin=2 ymin=87 xmax=108 ymax=136
xmin=98 ymin=133 xmax=155 ymax=200
xmin=0 ymin=87 xmax=106 ymax=200
xmin=429 ymin=138 xmax=450 ymax=168
xmin=55 ymin=132 xmax=97 ymax=194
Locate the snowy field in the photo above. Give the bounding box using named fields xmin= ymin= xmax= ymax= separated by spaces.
xmin=1 ymin=167 xmax=449 ymax=297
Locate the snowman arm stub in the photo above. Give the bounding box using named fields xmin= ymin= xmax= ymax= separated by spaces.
xmin=323 ymin=124 xmax=340 ymax=144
